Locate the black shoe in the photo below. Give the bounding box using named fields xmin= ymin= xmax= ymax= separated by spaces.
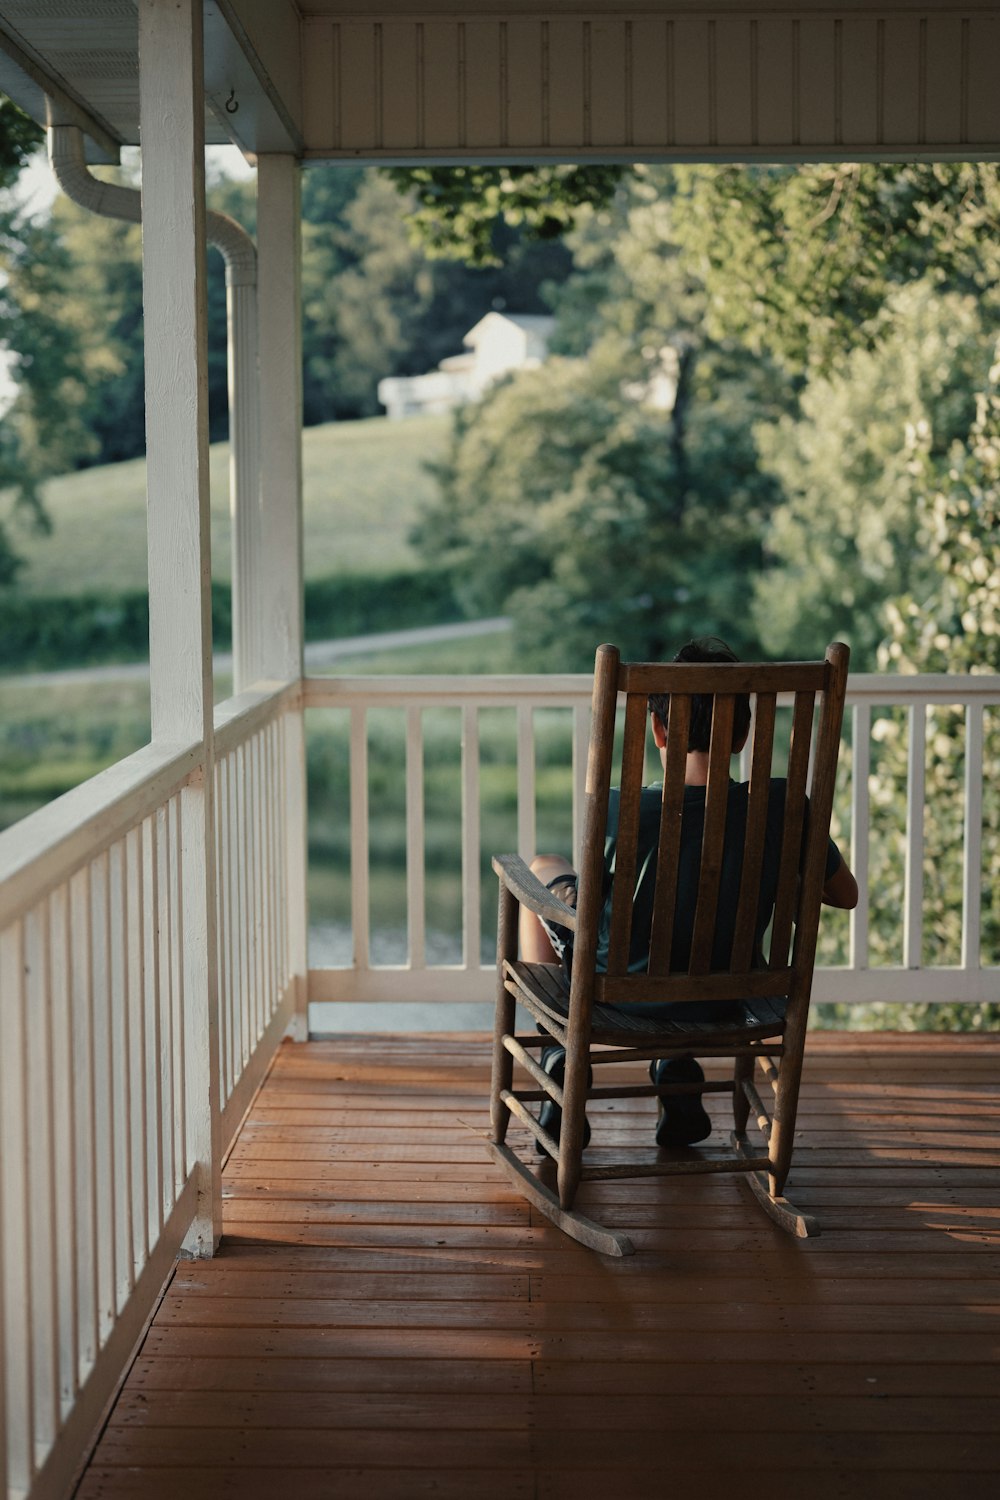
xmin=536 ymin=1045 xmax=592 ymax=1154
xmin=649 ymin=1056 xmax=712 ymax=1147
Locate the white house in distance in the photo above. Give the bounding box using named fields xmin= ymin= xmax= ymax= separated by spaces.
xmin=378 ymin=310 xmax=555 ymax=418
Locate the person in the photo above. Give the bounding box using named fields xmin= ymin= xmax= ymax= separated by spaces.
xmin=520 ymin=636 xmax=858 ymax=1151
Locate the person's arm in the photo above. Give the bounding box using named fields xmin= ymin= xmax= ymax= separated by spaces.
xmin=822 ymin=851 xmax=859 ymax=910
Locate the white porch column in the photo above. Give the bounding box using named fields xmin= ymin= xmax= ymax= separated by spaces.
xmin=257 ymin=153 xmax=309 ymax=1039
xmin=138 ymin=0 xmax=221 ymax=1250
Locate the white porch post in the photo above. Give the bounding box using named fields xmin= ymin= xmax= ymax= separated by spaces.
xmin=257 ymin=153 xmax=309 ymax=1039
xmin=138 ymin=0 xmax=221 ymax=1250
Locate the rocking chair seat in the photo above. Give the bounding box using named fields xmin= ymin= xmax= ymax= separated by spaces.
xmin=504 ymin=959 xmax=788 ymax=1046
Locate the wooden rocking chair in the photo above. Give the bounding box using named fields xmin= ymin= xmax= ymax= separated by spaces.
xmin=487 ymin=641 xmax=850 ymax=1256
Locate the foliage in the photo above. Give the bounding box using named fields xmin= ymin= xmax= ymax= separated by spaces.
xmin=813 ymin=1002 xmax=1000 ymax=1032
xmin=417 ymin=169 xmax=787 ymax=668
xmin=880 ymin=346 xmax=1000 ymax=679
xmin=0 ymin=100 xmax=89 ymax=580
xmin=751 ymin=283 xmax=993 ymax=667
xmin=0 ymin=569 xmax=463 ymax=672
xmin=0 ymin=98 xmax=42 ymax=177
xmin=0 ymin=675 xmax=150 ymax=831
xmin=383 ymin=164 xmax=625 ymax=264
xmin=44 ymin=193 xmax=150 ymax=461
xmin=0 ymin=584 xmax=161 ymax=669
xmin=864 ymin=344 xmax=1000 ymax=976
xmin=669 ymin=162 xmax=1000 ymax=375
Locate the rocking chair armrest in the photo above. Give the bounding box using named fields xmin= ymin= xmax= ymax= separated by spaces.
xmin=492 ymin=854 xmax=578 ymax=930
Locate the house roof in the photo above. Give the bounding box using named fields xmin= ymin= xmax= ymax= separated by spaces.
xmin=463 ymin=313 xmax=556 ymax=346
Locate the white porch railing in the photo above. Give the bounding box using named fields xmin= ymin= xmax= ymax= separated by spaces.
xmin=214 ymin=685 xmax=306 ymax=1145
xmin=0 ymin=683 xmax=303 ymax=1500
xmin=304 ymin=671 xmax=1000 ymax=1010
xmin=1 ymin=665 xmax=996 ymax=1500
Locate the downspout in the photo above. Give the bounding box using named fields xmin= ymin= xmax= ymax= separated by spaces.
xmin=48 ymin=124 xmax=263 ymax=694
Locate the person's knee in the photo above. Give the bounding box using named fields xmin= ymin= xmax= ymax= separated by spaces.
xmin=530 ymin=853 xmax=574 ymax=882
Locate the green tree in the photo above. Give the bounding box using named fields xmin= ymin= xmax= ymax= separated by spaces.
xmin=670 ymin=162 xmax=1000 ymax=376
xmin=0 ymin=99 xmax=93 ymax=583
xmin=383 ymin=164 xmax=625 ymax=264
xmin=751 ymin=283 xmax=993 ymax=668
xmin=815 ymin=346 xmax=1000 ymax=1028
xmin=418 ymin=171 xmax=787 ymax=667
xmin=0 ymin=97 xmax=41 ymax=175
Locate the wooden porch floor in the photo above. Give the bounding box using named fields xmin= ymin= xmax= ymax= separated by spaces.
xmin=78 ymin=1030 xmax=1000 ymax=1499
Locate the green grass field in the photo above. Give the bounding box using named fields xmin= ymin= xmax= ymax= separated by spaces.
xmin=12 ymin=413 xmax=450 ymax=595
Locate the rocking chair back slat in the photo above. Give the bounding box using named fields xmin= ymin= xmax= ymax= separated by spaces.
xmin=687 ymin=694 xmax=736 ymax=975
xmin=569 ymin=645 xmax=619 ymax=988
xmin=605 ymin=691 xmax=651 ymax=977
xmin=730 ymin=690 xmax=777 ymax=973
xmin=646 ymin=693 xmax=690 ymax=977
xmin=769 ymin=690 xmax=815 ymax=969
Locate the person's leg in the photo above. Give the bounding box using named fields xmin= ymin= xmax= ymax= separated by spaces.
xmin=648 ymin=1056 xmax=712 ymax=1146
xmin=519 ymin=854 xmax=577 ymax=963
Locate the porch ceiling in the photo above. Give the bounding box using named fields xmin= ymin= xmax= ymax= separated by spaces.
xmin=1 ymin=2 xmax=999 ymax=165
xmin=0 ymin=0 xmax=303 ymax=161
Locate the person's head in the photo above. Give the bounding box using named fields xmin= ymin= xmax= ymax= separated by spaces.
xmin=649 ymin=636 xmax=752 ymax=754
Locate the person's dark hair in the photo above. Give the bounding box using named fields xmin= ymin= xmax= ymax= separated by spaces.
xmin=648 ymin=636 xmax=752 ymax=753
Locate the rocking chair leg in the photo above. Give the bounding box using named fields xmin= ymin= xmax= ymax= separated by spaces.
xmin=487 ymin=1141 xmax=635 ymax=1257
xmin=732 ymin=1055 xmax=753 ymax=1135
xmin=731 ymin=1133 xmax=819 ymax=1238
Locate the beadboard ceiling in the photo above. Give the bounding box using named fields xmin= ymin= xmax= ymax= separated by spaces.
xmin=0 ymin=2 xmax=997 ymax=163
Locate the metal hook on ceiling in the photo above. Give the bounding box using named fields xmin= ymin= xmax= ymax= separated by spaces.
xmin=225 ymin=88 xmax=239 ymax=114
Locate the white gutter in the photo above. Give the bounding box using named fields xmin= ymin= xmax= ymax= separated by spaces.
xmin=48 ymin=124 xmax=263 ymax=694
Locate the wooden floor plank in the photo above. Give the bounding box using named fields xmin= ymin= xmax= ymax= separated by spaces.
xmin=215 ymin=1240 xmax=1000 ymax=1277
xmin=108 ymin=1389 xmax=1000 ymax=1435
xmin=539 ymin=1471 xmax=983 ymax=1500
xmin=169 ymin=1265 xmax=997 ymax=1306
xmin=138 ymin=1324 xmax=999 ymax=1364
xmin=125 ymin=1354 xmax=1000 ymax=1399
xmin=152 ymin=1293 xmax=999 ymax=1337
xmin=87 ymin=1425 xmax=1000 ymax=1470
xmin=77 ymin=1468 xmax=535 ymax=1499
xmin=77 ymin=1031 xmax=1000 ymax=1500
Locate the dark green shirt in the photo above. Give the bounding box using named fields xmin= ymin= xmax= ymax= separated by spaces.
xmin=596 ymin=779 xmax=842 ymax=974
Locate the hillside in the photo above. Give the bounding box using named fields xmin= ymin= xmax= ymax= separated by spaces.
xmin=11 ymin=413 xmax=451 ymax=596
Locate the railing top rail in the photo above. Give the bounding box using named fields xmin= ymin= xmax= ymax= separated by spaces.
xmin=0 ymin=737 xmax=202 ymax=932
xmin=843 ymin=673 xmax=1000 ymax=704
xmin=304 ymin=674 xmax=595 ymax=707
xmin=214 ymin=679 xmax=300 ymax=757
xmin=304 ymin=671 xmax=1000 ymax=710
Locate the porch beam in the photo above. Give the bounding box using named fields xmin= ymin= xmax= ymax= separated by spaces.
xmin=138 ymin=0 xmax=220 ymax=1252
